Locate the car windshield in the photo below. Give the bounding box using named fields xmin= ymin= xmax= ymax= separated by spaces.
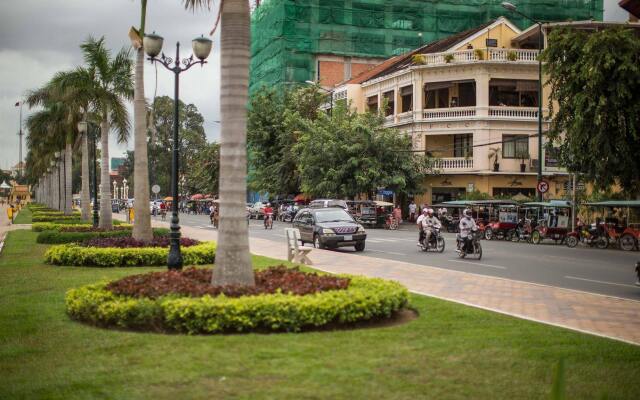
xmin=315 ymin=209 xmax=354 ymax=223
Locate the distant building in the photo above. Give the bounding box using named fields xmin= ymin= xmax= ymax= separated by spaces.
xmin=10 ymin=162 xmax=25 ymax=178
xmin=110 ymin=157 xmax=126 ymax=173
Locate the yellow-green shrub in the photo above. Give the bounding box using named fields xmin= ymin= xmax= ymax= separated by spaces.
xmin=32 ymin=222 xmax=129 ymax=232
xmin=45 ymin=242 xmax=216 ymax=267
xmin=65 ymin=276 xmax=409 ymax=333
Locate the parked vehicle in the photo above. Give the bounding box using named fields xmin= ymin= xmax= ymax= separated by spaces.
xmin=457 ymin=227 xmax=482 ymax=260
xmin=523 ymin=201 xmax=572 ymax=245
xmin=565 ymin=224 xmax=607 ymax=249
xmin=582 ymin=200 xmax=640 ymax=251
xmin=309 ymin=199 xmax=349 ymax=210
xmin=509 ymin=218 xmax=533 ymax=243
xmin=483 ymin=203 xmax=519 ymax=241
xmin=248 ymin=202 xmax=266 ymax=219
xmin=419 ymin=226 xmax=445 ymax=253
xmin=292 ymin=207 xmax=367 ymax=251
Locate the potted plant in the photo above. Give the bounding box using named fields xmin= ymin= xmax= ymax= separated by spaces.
xmin=488 ymin=147 xmax=500 ymax=172
xmin=444 ymin=53 xmax=454 ymax=63
xmin=516 ymin=149 xmax=529 ymax=173
xmin=506 ymin=50 xmax=518 ymax=61
xmin=412 ymin=54 xmax=427 ymax=65
xmin=474 ymin=48 xmax=485 ymax=60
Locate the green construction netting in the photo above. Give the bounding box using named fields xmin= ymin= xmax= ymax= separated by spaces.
xmin=250 ymin=0 xmax=603 ymax=93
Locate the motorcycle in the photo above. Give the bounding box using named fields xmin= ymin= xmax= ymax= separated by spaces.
xmin=509 ymin=219 xmax=532 ymax=243
xmin=281 ymin=210 xmax=295 ymax=223
xmin=385 ymin=214 xmax=399 ymax=230
xmin=419 ymin=227 xmax=445 ymax=253
xmin=457 ymin=228 xmax=482 ymax=260
xmin=635 ymin=261 xmax=640 ymax=287
xmin=565 ymin=226 xmax=607 ymax=249
xmin=442 ymin=215 xmax=459 ymax=233
xmin=264 ymin=213 xmax=274 ymax=230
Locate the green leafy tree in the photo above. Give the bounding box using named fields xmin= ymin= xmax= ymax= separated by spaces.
xmin=295 ymin=104 xmax=431 ymax=198
xmin=248 ymin=85 xmax=325 ymax=195
xmin=542 ymin=27 xmax=640 ymax=194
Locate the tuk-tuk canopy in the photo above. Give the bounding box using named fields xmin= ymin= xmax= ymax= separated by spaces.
xmin=438 ymin=200 xmax=517 ymax=208
xmin=523 ymin=201 xmax=572 ymax=209
xmin=583 ymin=200 xmax=640 ymax=208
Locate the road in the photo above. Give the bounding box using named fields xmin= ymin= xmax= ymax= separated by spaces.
xmin=164 ymin=213 xmax=640 ymax=301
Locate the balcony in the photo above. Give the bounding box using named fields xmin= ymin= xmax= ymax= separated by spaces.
xmin=423 ymin=106 xmax=476 ymax=121
xmin=421 ymin=48 xmax=539 ymax=66
xmin=434 ymin=157 xmax=474 ymax=171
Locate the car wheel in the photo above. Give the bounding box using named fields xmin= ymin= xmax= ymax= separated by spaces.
xmin=531 ymin=230 xmax=541 ymax=245
xmin=355 ymin=241 xmax=365 ymax=252
xmin=314 ymin=235 xmax=325 ymax=250
xmin=484 ymin=227 xmax=493 ymax=241
xmin=619 ymin=234 xmax=636 ymax=251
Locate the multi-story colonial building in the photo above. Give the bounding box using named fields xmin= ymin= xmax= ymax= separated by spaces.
xmin=329 ymin=16 xmax=573 ymax=204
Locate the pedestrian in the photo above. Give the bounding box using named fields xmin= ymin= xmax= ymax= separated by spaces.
xmin=393 ymin=204 xmax=402 ymax=225
xmin=408 ymin=201 xmax=416 ymax=222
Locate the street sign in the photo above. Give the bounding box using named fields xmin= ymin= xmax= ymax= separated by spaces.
xmin=151 ymin=185 xmax=160 ymax=194
xmin=537 ymin=180 xmax=549 ymax=194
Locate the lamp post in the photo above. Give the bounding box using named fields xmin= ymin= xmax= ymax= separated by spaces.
xmin=123 ymin=178 xmax=128 ymax=200
xmin=501 ymin=2 xmax=544 ymax=201
xmin=144 ymin=32 xmax=212 ymax=270
xmin=305 ymin=80 xmax=333 ymax=116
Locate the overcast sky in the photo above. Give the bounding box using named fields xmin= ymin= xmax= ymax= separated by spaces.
xmin=0 ymin=0 xmax=630 ymax=171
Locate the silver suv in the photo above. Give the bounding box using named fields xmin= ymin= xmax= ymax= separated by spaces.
xmin=308 ymin=199 xmax=348 ymax=210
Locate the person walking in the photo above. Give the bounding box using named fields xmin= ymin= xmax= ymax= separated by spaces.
xmin=408 ymin=201 xmax=417 ymax=222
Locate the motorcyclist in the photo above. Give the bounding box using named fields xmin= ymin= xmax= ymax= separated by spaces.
xmin=416 ymin=207 xmax=429 ymax=244
xmin=263 ymin=203 xmax=274 ymax=228
xmin=420 ymin=208 xmax=442 ymax=247
xmin=457 ymin=208 xmax=478 ymax=253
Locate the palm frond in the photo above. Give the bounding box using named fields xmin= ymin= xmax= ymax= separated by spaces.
xmin=108 ymin=94 xmax=131 ymax=144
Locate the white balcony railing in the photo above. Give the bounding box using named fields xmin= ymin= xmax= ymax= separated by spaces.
xmin=489 ymin=106 xmax=539 ymax=119
xmin=423 ymin=106 xmax=476 ymax=120
xmin=434 ymin=157 xmax=474 ymax=170
xmin=421 ymin=48 xmax=539 ymax=66
xmin=397 ymin=111 xmax=414 ymax=123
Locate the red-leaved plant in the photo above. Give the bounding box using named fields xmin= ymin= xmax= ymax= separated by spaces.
xmin=82 ymin=236 xmax=200 ymax=248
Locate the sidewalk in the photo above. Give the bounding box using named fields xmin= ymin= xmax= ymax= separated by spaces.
xmin=121 ymin=214 xmax=640 ymax=345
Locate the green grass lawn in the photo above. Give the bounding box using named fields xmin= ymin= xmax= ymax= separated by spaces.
xmin=11 ymin=206 xmax=32 ymax=224
xmin=1 ymin=230 xmax=639 ymax=399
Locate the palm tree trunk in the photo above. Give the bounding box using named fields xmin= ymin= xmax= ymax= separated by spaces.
xmin=81 ymin=132 xmax=90 ymax=220
xmin=99 ymin=112 xmax=113 ymax=229
xmin=132 ymin=46 xmax=152 ymax=241
xmin=212 ymin=0 xmax=254 ymax=287
xmin=64 ymin=141 xmax=73 ymax=215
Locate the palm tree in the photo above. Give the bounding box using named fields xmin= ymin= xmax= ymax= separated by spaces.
xmin=77 ymin=37 xmax=133 ymax=229
xmin=132 ymin=0 xmax=153 ymax=241
xmin=184 ymin=0 xmax=254 ymax=286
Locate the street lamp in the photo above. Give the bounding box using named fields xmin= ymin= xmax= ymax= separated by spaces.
xmin=305 ymin=80 xmax=333 ymax=116
xmin=123 ymin=178 xmax=128 ymax=200
xmin=502 ymin=2 xmax=544 ymax=201
xmin=144 ymin=32 xmax=212 ymax=270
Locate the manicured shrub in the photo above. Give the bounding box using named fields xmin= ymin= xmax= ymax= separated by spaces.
xmin=65 ymin=274 xmax=409 ymax=333
xmin=32 ymin=215 xmax=83 ymax=222
xmin=45 ymin=242 xmax=216 ymax=267
xmin=32 ymin=222 xmax=130 ymax=232
xmin=82 ymin=236 xmax=199 ymax=248
xmin=106 ymin=266 xmax=349 ymax=299
xmin=36 ymin=228 xmax=170 ymax=244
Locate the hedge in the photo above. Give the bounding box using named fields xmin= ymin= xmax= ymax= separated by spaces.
xmin=36 ymin=228 xmax=171 ymax=244
xmin=65 ymin=275 xmax=409 ymax=333
xmin=45 ymin=242 xmax=216 ymax=267
xmin=32 ymin=215 xmax=83 ymax=222
xmin=32 ymin=222 xmax=129 ymax=232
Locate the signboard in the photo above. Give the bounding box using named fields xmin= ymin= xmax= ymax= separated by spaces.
xmin=151 ymin=185 xmax=160 ymax=194
xmin=498 ymin=211 xmax=518 ymax=224
xmin=537 ymin=180 xmax=549 ymax=194
xmin=377 ymin=189 xmax=393 ymax=196
xmin=486 ymin=38 xmax=498 ymax=47
xmin=557 ymin=215 xmax=569 ymax=229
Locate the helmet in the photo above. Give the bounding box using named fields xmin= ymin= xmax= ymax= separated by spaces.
xmin=463 ymin=209 xmax=472 ymax=217
xmin=427 ymin=208 xmax=434 ymax=215
xmin=266 ymin=203 xmax=271 ymax=207
xmin=422 ymin=207 xmax=429 ymax=213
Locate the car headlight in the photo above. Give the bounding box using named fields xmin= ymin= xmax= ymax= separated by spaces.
xmin=357 ymin=225 xmax=366 ymax=233
xmin=321 ymin=228 xmax=335 ymax=235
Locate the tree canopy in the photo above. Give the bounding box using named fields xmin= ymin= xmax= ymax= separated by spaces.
xmin=542 ymin=27 xmax=640 ymax=194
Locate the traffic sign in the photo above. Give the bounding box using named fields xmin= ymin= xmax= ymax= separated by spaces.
xmin=151 ymin=185 xmax=160 ymax=194
xmin=537 ymin=180 xmax=549 ymax=194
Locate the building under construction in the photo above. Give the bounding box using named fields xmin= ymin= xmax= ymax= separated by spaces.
xmin=250 ymin=0 xmax=603 ymax=92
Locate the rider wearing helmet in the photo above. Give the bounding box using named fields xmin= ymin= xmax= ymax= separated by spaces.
xmin=457 ymin=208 xmax=478 ymax=252
xmin=420 ymin=208 xmax=442 ymax=246
xmin=263 ymin=203 xmax=274 ymax=228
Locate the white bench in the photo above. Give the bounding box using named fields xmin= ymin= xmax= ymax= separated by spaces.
xmin=285 ymin=228 xmax=312 ymax=265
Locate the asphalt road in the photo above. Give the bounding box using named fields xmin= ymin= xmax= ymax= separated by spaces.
xmin=166 ymin=213 xmax=640 ymax=301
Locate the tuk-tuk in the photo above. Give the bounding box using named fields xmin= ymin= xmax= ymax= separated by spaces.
xmin=478 ymin=200 xmax=519 ymax=241
xmin=583 ymin=200 xmax=640 ymax=251
xmin=523 ymin=201 xmax=572 ymax=245
xmin=346 ymin=200 xmax=393 ymax=228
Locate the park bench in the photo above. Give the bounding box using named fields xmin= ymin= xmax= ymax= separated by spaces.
xmin=285 ymin=227 xmax=313 ymax=265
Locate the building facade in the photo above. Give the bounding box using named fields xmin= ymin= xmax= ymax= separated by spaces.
xmin=332 ymin=17 xmax=571 ymax=204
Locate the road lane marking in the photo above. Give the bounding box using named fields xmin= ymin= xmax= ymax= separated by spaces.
xmin=367 ymin=249 xmax=406 ymax=256
xmin=447 ymin=260 xmax=507 ymax=270
xmin=564 ymin=276 xmax=638 ymax=289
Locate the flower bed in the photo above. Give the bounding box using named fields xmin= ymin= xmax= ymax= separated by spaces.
xmin=65 ymin=268 xmax=409 ymax=333
xmin=32 ymin=215 xmax=83 ymax=222
xmin=36 ymin=228 xmax=170 ymax=244
xmin=45 ymin=242 xmax=216 ymax=267
xmin=32 ymin=222 xmax=129 ymax=232
xmin=82 ymin=236 xmax=199 ymax=248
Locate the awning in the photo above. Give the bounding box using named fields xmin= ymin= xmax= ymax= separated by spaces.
xmin=293 ymin=193 xmax=311 ymax=202
xmin=191 ymin=194 xmax=204 ymax=200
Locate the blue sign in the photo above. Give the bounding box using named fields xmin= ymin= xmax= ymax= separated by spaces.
xmin=377 ymin=189 xmax=394 ymax=196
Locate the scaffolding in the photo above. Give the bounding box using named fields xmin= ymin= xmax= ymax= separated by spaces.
xmin=250 ymin=0 xmax=603 ymax=93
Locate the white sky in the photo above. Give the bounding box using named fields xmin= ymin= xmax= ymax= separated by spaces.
xmin=0 ymin=0 xmax=630 ymax=170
